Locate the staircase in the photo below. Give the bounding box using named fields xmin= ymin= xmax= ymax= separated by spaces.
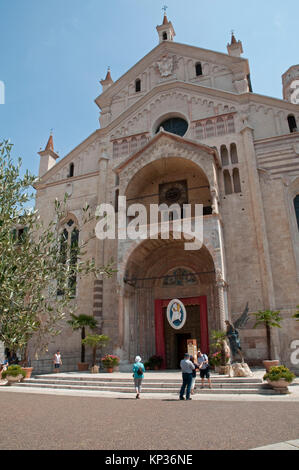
xmin=14 ymin=372 xmax=273 ymax=395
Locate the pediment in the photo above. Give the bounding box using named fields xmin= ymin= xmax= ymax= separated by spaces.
xmin=114 ymin=129 xmax=221 ymax=180
xmin=95 ymin=40 xmax=249 ymax=110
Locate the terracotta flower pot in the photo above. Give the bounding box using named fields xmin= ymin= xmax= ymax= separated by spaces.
xmin=263 ymin=360 xmax=279 ymax=372
xmin=106 ymin=367 xmax=114 ymax=373
xmin=22 ymin=367 xmax=33 ymax=379
xmin=77 ymin=362 xmax=89 ymax=372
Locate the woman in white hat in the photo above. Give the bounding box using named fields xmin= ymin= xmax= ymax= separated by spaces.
xmin=132 ymin=355 xmax=145 ymax=399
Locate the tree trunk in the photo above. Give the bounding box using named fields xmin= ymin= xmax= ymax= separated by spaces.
xmin=81 ymin=327 xmax=85 ymax=363
xmin=266 ymin=322 xmax=271 ymax=360
xmin=92 ymin=347 xmax=96 ymax=367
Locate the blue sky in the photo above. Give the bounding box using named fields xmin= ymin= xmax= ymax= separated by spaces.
xmin=0 ymin=0 xmax=298 ymax=176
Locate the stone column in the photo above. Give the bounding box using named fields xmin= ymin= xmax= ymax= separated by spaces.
xmin=93 ymin=154 xmax=110 ymax=330
xmin=216 ymin=269 xmax=228 ymax=330
xmin=241 ymin=124 xmax=279 ymax=360
xmin=240 ymin=125 xmax=276 ymax=310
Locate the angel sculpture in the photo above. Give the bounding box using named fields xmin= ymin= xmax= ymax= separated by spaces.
xmin=225 ymin=303 xmax=249 ymax=364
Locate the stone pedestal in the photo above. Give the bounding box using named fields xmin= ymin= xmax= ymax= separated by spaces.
xmin=228 ymin=363 xmax=253 ymax=377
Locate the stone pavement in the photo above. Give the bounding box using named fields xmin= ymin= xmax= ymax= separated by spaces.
xmin=252 ymin=440 xmax=299 ymax=450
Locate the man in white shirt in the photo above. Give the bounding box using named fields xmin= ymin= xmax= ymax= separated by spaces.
xmin=179 ymin=353 xmax=195 ymax=400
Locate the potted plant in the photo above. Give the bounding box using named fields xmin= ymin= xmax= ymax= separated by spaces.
xmin=252 ymin=310 xmax=282 ymax=371
xmin=2 ymin=365 xmax=26 ymax=385
xmin=264 ymin=365 xmax=295 ymax=393
xmin=82 ymin=334 xmax=110 ymax=373
xmin=148 ymin=355 xmax=163 ymax=370
xmin=68 ymin=314 xmax=98 ymax=371
xmin=101 ymin=354 xmax=120 ymax=373
xmin=144 ymin=361 xmax=151 ymax=371
xmin=210 ymin=330 xmax=230 ymax=374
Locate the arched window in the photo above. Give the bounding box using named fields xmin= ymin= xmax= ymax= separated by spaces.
xmin=223 ymin=170 xmax=233 ymax=195
xmin=206 ymin=120 xmax=215 ymax=138
xmin=140 ymin=135 xmax=148 ymax=148
xmin=220 ymin=145 xmax=229 ymax=166
xmin=135 ymin=79 xmax=141 ymax=93
xmin=163 ymin=32 xmax=168 ymax=40
xmin=121 ymin=140 xmax=128 ymax=157
xmin=294 ymin=195 xmax=299 ymax=230
xmin=230 ymin=143 xmax=239 ymax=164
xmin=216 ymin=118 xmax=225 ymax=136
xmin=115 ymin=189 xmax=119 ymax=213
xmin=113 ymin=141 xmax=120 ymax=159
xmin=233 ymin=168 xmax=242 ymax=193
xmin=68 ymin=163 xmax=74 ymax=178
xmin=130 ymin=137 xmax=138 ymax=154
xmin=57 ymin=219 xmax=79 ymax=296
xmin=227 ymin=115 xmax=235 ymax=134
xmin=115 ymin=174 xmax=120 ymax=187
xmin=288 ymin=115 xmax=298 ymax=133
xmin=195 ymin=123 xmax=204 ymax=140
xmin=156 ymin=117 xmax=188 ymax=137
xmin=195 ymin=62 xmax=203 ymax=77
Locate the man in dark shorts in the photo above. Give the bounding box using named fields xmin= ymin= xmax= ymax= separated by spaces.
xmin=197 ymin=349 xmax=212 ymax=389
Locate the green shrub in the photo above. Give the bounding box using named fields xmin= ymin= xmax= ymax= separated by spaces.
xmin=264 ymin=365 xmax=295 ymax=383
xmin=2 ymin=365 xmax=26 ymax=380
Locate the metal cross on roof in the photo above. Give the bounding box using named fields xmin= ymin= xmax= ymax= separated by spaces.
xmin=162 ymin=5 xmax=168 ymax=13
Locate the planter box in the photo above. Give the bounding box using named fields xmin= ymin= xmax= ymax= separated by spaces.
xmin=77 ymin=363 xmax=89 ymax=372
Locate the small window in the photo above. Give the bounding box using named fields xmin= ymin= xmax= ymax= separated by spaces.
xmin=69 ymin=163 xmax=74 ymax=178
xmin=220 ymin=145 xmax=229 ymax=166
xmin=230 ymin=143 xmax=239 ymax=164
xmin=163 ymin=32 xmax=168 ymax=40
xmin=115 ymin=189 xmax=119 ymax=213
xmin=288 ymin=115 xmax=297 ymax=133
xmin=135 ymin=79 xmax=141 ymax=93
xmin=224 ymin=170 xmax=233 ymax=195
xmin=294 ymin=195 xmax=299 ymax=230
xmin=233 ymin=168 xmax=242 ymax=193
xmin=195 ymin=62 xmax=203 ymax=77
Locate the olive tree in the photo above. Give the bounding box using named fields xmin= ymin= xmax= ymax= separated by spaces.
xmin=0 ymin=140 xmax=115 ymax=365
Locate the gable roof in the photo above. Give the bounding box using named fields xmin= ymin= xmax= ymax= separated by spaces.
xmin=95 ymin=40 xmax=249 ymax=109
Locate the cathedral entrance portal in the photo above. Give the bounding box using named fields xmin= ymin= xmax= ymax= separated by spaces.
xmin=155 ymin=296 xmax=209 ymax=369
xmin=121 ymin=236 xmax=219 ymax=367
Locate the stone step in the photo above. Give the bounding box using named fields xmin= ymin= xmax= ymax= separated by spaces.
xmin=15 ymin=382 xmax=273 ymax=395
xmin=22 ymin=378 xmax=262 ymax=389
xmin=33 ymin=375 xmax=262 ymax=384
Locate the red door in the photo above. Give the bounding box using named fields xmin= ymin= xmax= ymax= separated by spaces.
xmin=155 ymin=296 xmax=209 ymax=369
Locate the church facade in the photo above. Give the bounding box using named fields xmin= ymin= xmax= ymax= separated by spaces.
xmin=34 ymin=15 xmax=299 ymax=372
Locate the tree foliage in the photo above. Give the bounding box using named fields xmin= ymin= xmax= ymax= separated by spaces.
xmin=0 ymin=140 xmax=115 ymax=362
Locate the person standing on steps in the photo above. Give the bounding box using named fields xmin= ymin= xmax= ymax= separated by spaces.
xmin=133 ymin=355 xmax=145 ymax=399
xmin=190 ymin=355 xmax=200 ymax=395
xmin=197 ymin=349 xmax=212 ymax=389
xmin=53 ymin=350 xmax=62 ymax=373
xmin=179 ymin=353 xmax=195 ymax=401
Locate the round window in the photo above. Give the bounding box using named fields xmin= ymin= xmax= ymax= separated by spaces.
xmin=156 ymin=117 xmax=188 ymax=137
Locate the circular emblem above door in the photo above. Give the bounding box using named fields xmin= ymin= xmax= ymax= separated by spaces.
xmin=167 ymin=299 xmax=187 ymax=330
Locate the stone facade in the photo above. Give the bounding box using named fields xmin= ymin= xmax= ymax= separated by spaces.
xmin=33 ymin=15 xmax=299 ymax=373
